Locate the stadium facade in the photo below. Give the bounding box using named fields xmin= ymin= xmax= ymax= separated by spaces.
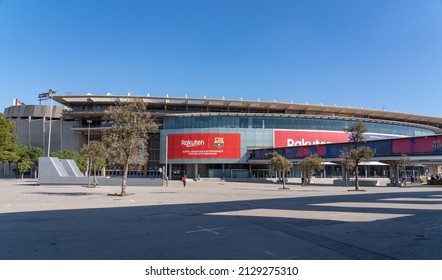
xmin=4 ymin=94 xmax=442 ymax=180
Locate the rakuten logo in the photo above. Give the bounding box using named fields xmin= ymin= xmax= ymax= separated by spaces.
xmin=181 ymin=140 xmax=205 ymax=147
xmin=287 ymin=138 xmax=331 ymax=146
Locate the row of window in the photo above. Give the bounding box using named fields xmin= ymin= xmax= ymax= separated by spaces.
xmin=164 ymin=116 xmax=433 ymax=136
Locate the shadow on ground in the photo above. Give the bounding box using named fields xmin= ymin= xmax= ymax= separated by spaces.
xmin=2 ymin=188 xmax=442 ymax=260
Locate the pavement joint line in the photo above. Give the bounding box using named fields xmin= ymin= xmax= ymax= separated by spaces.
xmin=262 ymin=249 xmax=299 ymax=260
xmin=426 ymin=224 xmax=442 ymax=230
xmin=140 ymin=213 xmax=181 ymax=220
xmin=262 ymin=250 xmax=284 ymax=259
xmin=185 ymin=226 xmax=227 ymax=235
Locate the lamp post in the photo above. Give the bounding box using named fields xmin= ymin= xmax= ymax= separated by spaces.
xmin=43 ymin=89 xmax=56 ymax=157
xmin=86 ymin=120 xmax=92 ymax=187
xmin=165 ymin=134 xmax=168 ymax=186
xmin=87 ymin=120 xmax=92 ymax=145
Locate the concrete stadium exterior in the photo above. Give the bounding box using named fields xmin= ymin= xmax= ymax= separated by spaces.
xmin=4 ymin=94 xmax=442 ymax=180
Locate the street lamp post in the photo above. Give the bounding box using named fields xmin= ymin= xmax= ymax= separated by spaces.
xmin=44 ymin=89 xmax=56 ymax=157
xmin=86 ymin=120 xmax=92 ymax=187
xmin=87 ymin=120 xmax=92 ymax=145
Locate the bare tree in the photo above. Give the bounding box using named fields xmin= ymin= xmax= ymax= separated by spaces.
xmin=340 ymin=148 xmax=355 ymax=187
xmin=344 ymin=121 xmax=374 ymax=191
xmin=399 ymin=153 xmax=410 ymax=187
xmin=103 ymin=99 xmax=158 ymax=196
xmin=81 ymin=141 xmax=107 ymax=188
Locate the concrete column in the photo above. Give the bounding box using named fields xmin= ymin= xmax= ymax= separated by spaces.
xmin=168 ymin=163 xmax=172 ymax=181
xmin=395 ymin=163 xmax=400 ymax=186
xmin=28 ymin=116 xmax=31 ymax=146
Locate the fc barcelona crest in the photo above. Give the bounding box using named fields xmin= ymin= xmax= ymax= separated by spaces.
xmin=214 ymin=137 xmax=224 ymax=148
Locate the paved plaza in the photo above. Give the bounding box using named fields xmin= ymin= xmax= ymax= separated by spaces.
xmin=1 ymin=178 xmax=442 ymax=260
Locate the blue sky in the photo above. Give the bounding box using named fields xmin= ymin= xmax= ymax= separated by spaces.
xmin=1 ymin=0 xmax=442 ymax=116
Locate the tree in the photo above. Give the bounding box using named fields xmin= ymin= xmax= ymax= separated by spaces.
xmin=398 ymin=153 xmax=410 ymax=187
xmin=0 ymin=113 xmax=19 ymax=164
xmin=298 ymin=154 xmax=324 ymax=186
xmin=50 ymin=150 xmax=86 ymax=172
xmin=339 ymin=149 xmax=356 ymax=187
xmin=27 ymin=146 xmax=44 ymax=163
xmin=15 ymin=144 xmax=43 ymax=179
xmin=271 ymin=152 xmax=293 ymax=189
xmin=81 ymin=141 xmax=107 ymax=187
xmin=343 ymin=121 xmax=374 ymax=191
xmin=16 ymin=144 xmax=32 ymax=179
xmin=103 ymin=99 xmax=158 ymax=196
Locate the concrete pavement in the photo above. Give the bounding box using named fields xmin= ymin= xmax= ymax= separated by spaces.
xmin=1 ymin=178 xmax=442 ymax=259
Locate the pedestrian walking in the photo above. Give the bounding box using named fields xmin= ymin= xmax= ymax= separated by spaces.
xmin=182 ymin=175 xmax=187 ymax=187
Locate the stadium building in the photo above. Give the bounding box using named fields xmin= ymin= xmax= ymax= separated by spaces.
xmin=4 ymin=94 xmax=442 ymax=180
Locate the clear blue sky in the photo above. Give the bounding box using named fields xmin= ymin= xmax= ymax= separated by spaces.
xmin=1 ymin=0 xmax=442 ymax=116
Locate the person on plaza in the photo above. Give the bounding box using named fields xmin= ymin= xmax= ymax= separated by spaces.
xmin=182 ymin=174 xmax=187 ymax=187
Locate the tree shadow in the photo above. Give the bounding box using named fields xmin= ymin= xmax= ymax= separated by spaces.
xmin=30 ymin=192 xmax=101 ymax=196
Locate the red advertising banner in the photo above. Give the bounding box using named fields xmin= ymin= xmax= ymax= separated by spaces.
xmin=392 ymin=136 xmax=442 ymax=154
xmin=274 ymin=130 xmax=349 ymax=147
xmin=167 ymin=133 xmax=241 ymax=159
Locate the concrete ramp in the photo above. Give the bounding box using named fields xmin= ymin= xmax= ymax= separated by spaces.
xmin=61 ymin=159 xmax=84 ymax=177
xmin=38 ymin=157 xmax=88 ymax=185
xmin=37 ymin=157 xmax=163 ymax=186
xmin=49 ymin=157 xmax=70 ymax=177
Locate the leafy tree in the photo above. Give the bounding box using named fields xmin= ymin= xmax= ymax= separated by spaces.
xmin=103 ymin=99 xmax=158 ymax=196
xmin=271 ymin=152 xmax=293 ymax=189
xmin=343 ymin=121 xmax=374 ymax=191
xmin=16 ymin=144 xmax=43 ymax=179
xmin=50 ymin=150 xmax=86 ymax=172
xmin=16 ymin=144 xmax=33 ymax=179
xmin=81 ymin=141 xmax=107 ymax=187
xmin=298 ymin=154 xmax=324 ymax=185
xmin=27 ymin=146 xmax=44 ymax=163
xmin=0 ymin=113 xmax=19 ymax=164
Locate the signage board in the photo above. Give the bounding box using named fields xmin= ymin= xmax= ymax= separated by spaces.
xmin=273 ymin=130 xmax=349 ymax=147
xmin=167 ymin=133 xmax=241 ymax=159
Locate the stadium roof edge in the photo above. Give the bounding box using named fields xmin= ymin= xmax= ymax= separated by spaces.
xmin=51 ymin=94 xmax=442 ymax=127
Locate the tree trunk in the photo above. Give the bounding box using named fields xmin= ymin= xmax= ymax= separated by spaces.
xmin=344 ymin=167 xmax=348 ymax=188
xmin=87 ymin=159 xmax=91 ymax=188
xmin=93 ymin=161 xmax=97 ymax=188
xmin=403 ymin=168 xmax=407 ymax=187
xmin=121 ymin=161 xmax=129 ymax=196
xmin=354 ymin=164 xmax=359 ymax=191
xmin=282 ymin=171 xmax=287 ymax=189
